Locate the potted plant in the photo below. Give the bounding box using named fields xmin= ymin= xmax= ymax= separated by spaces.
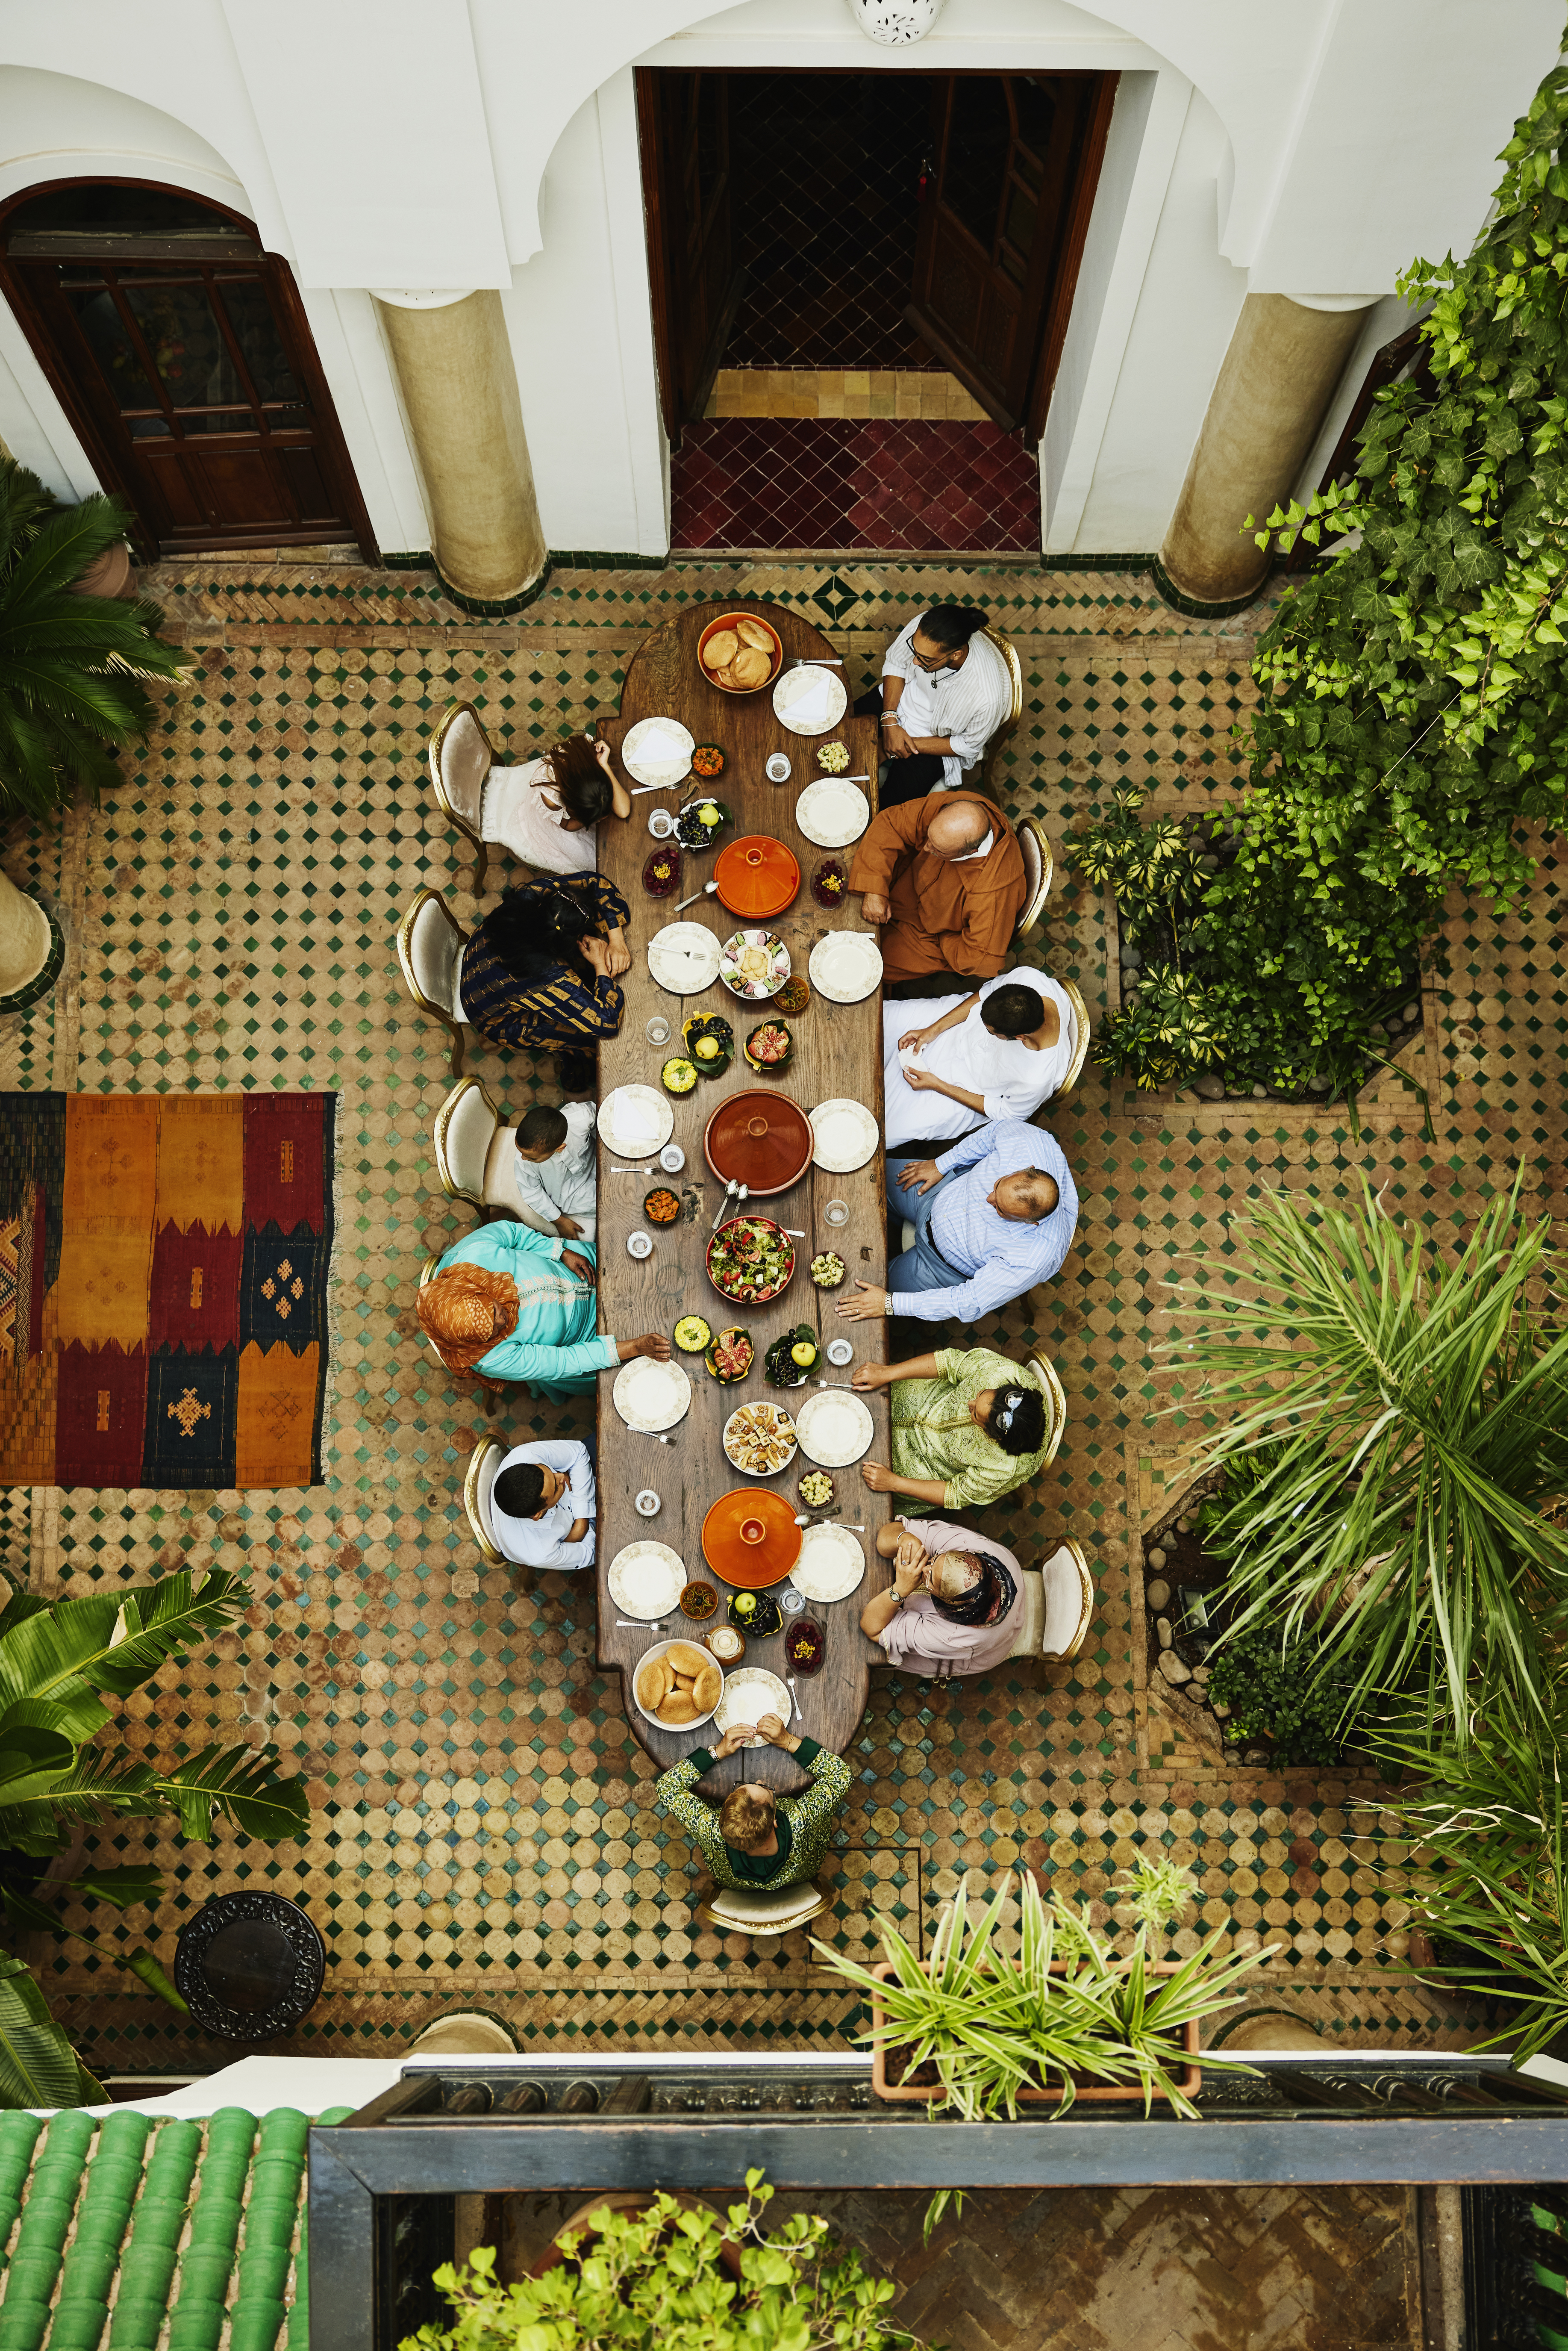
xmin=403 ymin=2170 xmax=926 ymax=2351
xmin=815 ymin=1861 xmax=1279 ymax=2124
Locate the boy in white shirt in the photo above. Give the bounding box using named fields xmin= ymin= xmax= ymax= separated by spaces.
xmin=489 ymin=1440 xmax=596 ymax=1571
xmin=512 ymin=1100 xmax=596 ymax=1243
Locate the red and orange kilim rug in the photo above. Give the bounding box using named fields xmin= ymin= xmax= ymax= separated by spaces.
xmin=0 ymin=1092 xmax=335 ymax=1489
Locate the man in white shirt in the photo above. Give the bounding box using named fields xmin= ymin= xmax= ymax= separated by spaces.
xmin=512 ymin=1101 xmax=596 ymax=1243
xmin=883 ymin=970 xmax=1077 ymax=1148
xmin=489 ymin=1439 xmax=596 ymax=1570
xmin=853 ymin=607 xmax=1013 ymax=806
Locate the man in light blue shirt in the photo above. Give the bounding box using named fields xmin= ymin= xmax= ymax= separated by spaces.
xmin=489 ymin=1438 xmax=596 ymax=1570
xmin=834 ymin=1117 xmax=1077 ymax=1326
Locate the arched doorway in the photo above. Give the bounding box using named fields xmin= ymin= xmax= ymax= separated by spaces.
xmin=0 ymin=179 xmax=376 ymax=558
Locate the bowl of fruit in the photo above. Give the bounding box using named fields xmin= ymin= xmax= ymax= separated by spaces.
xmin=798 ymin=1469 xmax=835 ymax=1513
xmin=764 ymin=1322 xmax=821 ymax=1388
xmin=682 ymin=1011 xmax=734 ymax=1078
xmin=727 ymin=1589 xmax=783 ymax=1638
xmin=743 ymin=1017 xmax=793 ymax=1075
xmin=674 ymin=795 xmax=732 ymax=850
xmin=705 ymin=1325 xmax=754 ymax=1383
xmin=816 ymin=742 xmax=851 ymax=775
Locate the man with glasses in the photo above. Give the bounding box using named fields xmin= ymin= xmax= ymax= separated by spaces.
xmin=853 ymin=605 xmax=1014 ymax=807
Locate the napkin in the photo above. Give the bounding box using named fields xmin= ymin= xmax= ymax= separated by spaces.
xmin=636 ymin=722 xmax=689 ymax=767
xmin=610 ymin=1092 xmax=662 ymax=1149
xmin=785 ymin=669 xmax=834 ymax=728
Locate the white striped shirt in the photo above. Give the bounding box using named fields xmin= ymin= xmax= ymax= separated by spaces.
xmin=896 ymin=1120 xmax=1078 ymax=1323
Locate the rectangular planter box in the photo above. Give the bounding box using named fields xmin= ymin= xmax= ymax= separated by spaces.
xmin=867 ymin=1958 xmax=1203 ymax=2106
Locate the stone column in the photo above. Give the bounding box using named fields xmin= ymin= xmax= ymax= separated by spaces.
xmin=374 ymin=289 xmax=548 ymax=611
xmin=1157 ymin=293 xmax=1376 ymax=612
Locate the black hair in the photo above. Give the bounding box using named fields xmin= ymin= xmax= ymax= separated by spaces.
xmin=547 ymin=734 xmax=613 ymax=827
xmin=494 ymin=1461 xmax=547 ymax=1517
xmin=517 ymin=1104 xmax=569 ymax=1153
xmin=986 ymin=1383 xmax=1046 ymax=1457
xmin=481 ymin=876 xmax=598 ymax=990
xmin=984 ymin=983 xmax=1045 ymax=1039
xmin=916 ymin=606 xmax=988 ymax=651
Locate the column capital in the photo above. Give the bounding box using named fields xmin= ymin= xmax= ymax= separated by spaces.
xmin=371 ymin=289 xmax=477 ymax=311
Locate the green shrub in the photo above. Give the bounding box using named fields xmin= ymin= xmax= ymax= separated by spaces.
xmin=1204 ymin=1629 xmax=1362 ymax=1766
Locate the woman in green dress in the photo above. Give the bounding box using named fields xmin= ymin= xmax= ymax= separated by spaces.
xmin=850 ymin=1344 xmax=1056 ymax=1511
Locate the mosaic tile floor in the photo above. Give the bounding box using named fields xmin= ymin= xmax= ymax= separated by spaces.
xmin=0 ymin=553 xmax=1530 ymax=2078
xmin=671 ymin=418 xmax=1043 ymax=552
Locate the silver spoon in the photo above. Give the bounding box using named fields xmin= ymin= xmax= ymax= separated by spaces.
xmin=710 ymin=1177 xmax=738 ymax=1231
xmin=616 ymin=1618 xmax=665 ymax=1629
xmin=673 ymin=881 xmax=719 ymax=914
xmin=785 ymin=1677 xmax=798 ymax=1723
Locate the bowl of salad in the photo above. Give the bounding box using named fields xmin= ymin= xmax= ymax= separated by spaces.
xmin=706 ymin=1214 xmax=796 ymax=1305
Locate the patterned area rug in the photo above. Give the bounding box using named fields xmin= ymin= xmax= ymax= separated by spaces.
xmin=0 ymin=1092 xmax=334 ymax=1488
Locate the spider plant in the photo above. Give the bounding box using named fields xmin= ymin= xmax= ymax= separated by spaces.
xmin=0 ymin=457 xmax=187 ymax=818
xmin=1374 ymin=1679 xmax=1568 ymax=2061
xmin=814 ymin=1864 xmax=1279 ymax=2124
xmin=1167 ymin=1172 xmax=1568 ymax=1740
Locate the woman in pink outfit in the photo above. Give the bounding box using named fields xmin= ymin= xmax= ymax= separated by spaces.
xmin=860 ymin=1516 xmax=1024 ymax=1679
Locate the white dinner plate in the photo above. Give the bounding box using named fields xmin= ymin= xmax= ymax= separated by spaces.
xmin=722 ymin=1401 xmax=799 ymax=1477
xmin=795 ymin=779 xmax=870 ymax=849
xmin=719 ymin=928 xmax=791 ymax=1001
xmin=809 ymin=1098 xmax=879 ymax=1173
xmin=809 ymin=932 xmax=883 ymax=1005
xmin=612 ymin=1355 xmax=692 ymax=1433
xmin=607 ymin=1541 xmax=686 ymax=1619
xmin=788 ymin=1524 xmax=867 ymax=1603
xmin=597 ymin=1084 xmax=675 ymax=1159
xmin=622 ymin=716 xmax=696 ymax=787
xmin=647 ymin=921 xmax=722 ymax=995
xmin=794 ymin=1389 xmax=875 ymax=1467
xmin=712 ymin=1665 xmax=792 ymax=1747
xmin=772 ymin=666 xmax=849 ymax=738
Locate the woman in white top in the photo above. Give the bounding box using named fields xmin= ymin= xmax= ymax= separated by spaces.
xmin=882 ymin=969 xmax=1076 ymax=1148
xmin=482 ymin=734 xmax=631 ymax=875
xmin=853 ymin=607 xmax=1014 ymax=805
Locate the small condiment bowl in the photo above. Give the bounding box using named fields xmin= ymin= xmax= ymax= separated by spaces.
xmin=634 ymin=1490 xmax=661 ymax=1517
xmin=766 ymin=752 xmax=791 ymax=782
xmin=627 ymin=1229 xmax=654 ymax=1260
xmin=826 ymin=1337 xmax=853 ymax=1366
xmin=659 ymin=1143 xmax=686 ymax=1173
xmin=648 ymin=808 xmax=676 ymax=839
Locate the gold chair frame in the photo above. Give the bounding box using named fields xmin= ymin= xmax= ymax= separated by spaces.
xmin=1056 ymin=975 xmax=1092 ymax=1098
xmin=1012 ymin=813 xmax=1055 ymax=943
xmin=395 ymin=886 xmax=471 ymax=1078
xmin=429 ymin=698 xmax=496 ymax=897
xmin=463 ymin=1434 xmax=506 ymax=1565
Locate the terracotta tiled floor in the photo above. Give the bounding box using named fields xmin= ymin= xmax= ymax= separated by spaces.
xmin=0 ymin=553 xmax=1523 ymax=2105
xmin=671 ymin=417 xmax=1042 ymax=552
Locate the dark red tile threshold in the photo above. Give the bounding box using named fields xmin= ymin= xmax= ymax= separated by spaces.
xmin=671 ymin=418 xmax=1041 ymax=556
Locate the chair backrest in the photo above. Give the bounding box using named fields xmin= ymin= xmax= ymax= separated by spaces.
xmin=1038 ymin=1538 xmax=1094 ymax=1662
xmin=417 ymin=1250 xmax=445 ymax=1362
xmin=706 ymin=1881 xmax=826 ymax=1930
xmin=1005 ymin=1566 xmax=1045 ymax=1659
xmin=434 ymin=1075 xmax=501 ymax=1207
xmin=1056 ymin=975 xmax=1092 ymax=1098
xmin=430 ymin=701 xmax=492 ymax=846
xmin=1025 ymin=1344 xmax=1068 ymax=1468
xmin=463 ymin=1434 xmax=506 ymax=1565
xmin=1011 ymin=813 xmax=1055 ymax=943
xmin=396 ymin=887 xmax=468 ymax=1023
xmin=980 ymin=624 xmax=1024 ymax=734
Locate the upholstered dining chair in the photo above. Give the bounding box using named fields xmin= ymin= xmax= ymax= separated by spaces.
xmin=696 ymin=1880 xmax=828 ymax=1952
xmin=1005 ymin=1538 xmax=1096 ymax=1682
xmin=462 ymin=1433 xmax=506 ymax=1564
xmin=1025 ymin=1342 xmax=1068 ymax=1470
xmin=396 ymin=887 xmax=471 ymax=1076
xmin=1055 ymin=975 xmax=1092 ymax=1099
xmin=429 ymin=699 xmax=496 ymax=896
xmin=979 ymin=624 xmax=1024 ymax=795
xmin=1012 ymin=814 xmax=1055 ymax=943
xmin=432 ymin=1076 xmax=555 ymax=1234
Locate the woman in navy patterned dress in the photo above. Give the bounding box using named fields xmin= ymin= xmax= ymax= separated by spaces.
xmin=459 ymin=874 xmax=631 ymax=1079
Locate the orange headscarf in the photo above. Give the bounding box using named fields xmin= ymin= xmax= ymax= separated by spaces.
xmin=416 ymin=1262 xmax=520 ymax=1377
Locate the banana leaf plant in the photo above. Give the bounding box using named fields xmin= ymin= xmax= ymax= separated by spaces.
xmin=1166 ymin=1172 xmax=1568 ymax=1739
xmin=0 ymin=1567 xmax=309 ymax=2100
xmin=0 ymin=457 xmax=187 ymax=819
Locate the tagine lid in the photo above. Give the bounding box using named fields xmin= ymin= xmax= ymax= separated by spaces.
xmin=704 ymin=1089 xmax=814 ymax=1195
xmin=700 ymin=1489 xmax=803 ymax=1587
xmin=713 ymin=834 xmax=800 ymax=920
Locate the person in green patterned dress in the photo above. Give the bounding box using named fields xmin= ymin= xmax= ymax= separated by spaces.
xmin=850 ymin=1343 xmax=1054 ymax=1511
xmin=654 ymin=1717 xmax=851 ymax=1893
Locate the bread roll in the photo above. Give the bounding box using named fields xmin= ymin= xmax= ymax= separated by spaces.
xmin=731 ymin=646 xmax=771 ymax=689
xmin=703 ymin=629 xmax=739 ymax=672
xmin=635 ymin=1656 xmax=671 ymax=1712
xmin=693 ymin=1663 xmax=722 ymax=1712
xmin=667 ymin=1642 xmax=709 ymax=1679
xmin=736 ymin=618 xmax=774 ymax=652
xmin=659 ymin=1690 xmax=699 ymax=1726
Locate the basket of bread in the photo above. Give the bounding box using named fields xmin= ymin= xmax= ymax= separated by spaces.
xmin=632 ymin=1638 xmax=724 ymax=1731
xmin=697 ymin=612 xmax=783 ymax=695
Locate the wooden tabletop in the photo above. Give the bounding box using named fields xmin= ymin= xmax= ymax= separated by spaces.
xmin=593 ymin=602 xmax=891 ymax=1795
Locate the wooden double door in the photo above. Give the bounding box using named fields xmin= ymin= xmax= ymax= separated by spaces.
xmin=0 ymin=181 xmax=374 ymax=557
xmin=638 ymin=68 xmax=1115 ymax=441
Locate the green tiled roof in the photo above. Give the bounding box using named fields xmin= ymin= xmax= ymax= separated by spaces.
xmin=0 ymin=2107 xmax=356 ymax=2351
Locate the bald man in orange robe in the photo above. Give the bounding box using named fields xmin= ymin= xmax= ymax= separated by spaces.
xmin=849 ymin=792 xmax=1027 ymax=987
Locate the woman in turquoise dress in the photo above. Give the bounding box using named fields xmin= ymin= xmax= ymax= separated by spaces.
xmin=416 ymin=1218 xmax=669 ymax=1399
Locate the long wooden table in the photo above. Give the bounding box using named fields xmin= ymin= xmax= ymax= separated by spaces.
xmin=594 ymin=604 xmax=891 ymax=1795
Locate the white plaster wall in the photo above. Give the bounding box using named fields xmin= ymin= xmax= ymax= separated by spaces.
xmin=1066 ymin=88 xmax=1247 ymax=554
